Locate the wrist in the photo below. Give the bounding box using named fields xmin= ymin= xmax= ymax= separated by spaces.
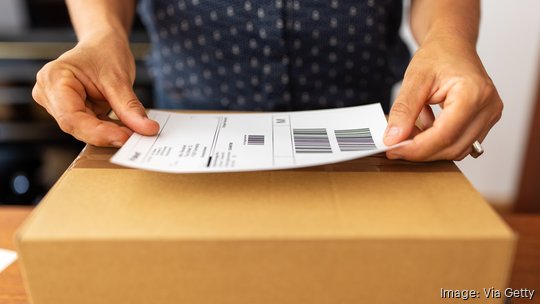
xmin=75 ymin=12 xmax=130 ymax=45
xmin=420 ymin=20 xmax=478 ymax=52
xmin=77 ymin=26 xmax=130 ymax=49
xmin=420 ymin=29 xmax=478 ymax=57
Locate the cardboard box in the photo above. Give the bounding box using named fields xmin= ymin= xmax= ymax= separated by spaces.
xmin=17 ymin=144 xmax=515 ymax=304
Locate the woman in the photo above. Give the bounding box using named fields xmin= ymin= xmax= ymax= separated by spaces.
xmin=32 ymin=0 xmax=503 ymax=161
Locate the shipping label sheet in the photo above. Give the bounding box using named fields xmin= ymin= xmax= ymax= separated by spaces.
xmin=111 ymin=103 xmax=397 ymax=173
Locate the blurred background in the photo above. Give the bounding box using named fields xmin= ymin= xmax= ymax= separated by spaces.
xmin=0 ymin=0 xmax=539 ymax=211
xmin=0 ymin=0 xmax=152 ymax=204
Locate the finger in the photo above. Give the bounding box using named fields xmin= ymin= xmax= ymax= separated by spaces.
xmin=42 ymin=71 xmax=133 ymax=146
xmin=95 ymin=113 xmax=136 ymax=137
xmin=92 ymin=110 xmax=135 ymax=135
xmin=455 ymin=146 xmax=473 ymax=161
xmin=439 ymin=111 xmax=495 ymax=161
xmin=425 ymin=84 xmax=499 ymax=160
xmin=100 ymin=74 xmax=159 ymax=136
xmin=58 ymin=111 xmax=132 ymax=147
xmin=416 ymin=105 xmax=435 ymax=131
xmin=420 ymin=83 xmax=499 ymax=160
xmin=454 ymin=123 xmax=491 ymax=161
xmin=409 ymin=125 xmax=423 ymax=138
xmin=32 ymin=82 xmax=53 ymax=114
xmin=384 ymin=70 xmax=435 ymax=146
xmin=387 ymin=82 xmax=488 ymax=161
xmin=387 ymin=101 xmax=492 ymax=161
xmin=428 ymin=109 xmax=492 ymax=160
xmin=458 ymin=109 xmax=500 ymax=160
xmin=85 ymin=98 xmax=113 ymax=118
xmin=390 ymin=107 xmax=433 ymax=140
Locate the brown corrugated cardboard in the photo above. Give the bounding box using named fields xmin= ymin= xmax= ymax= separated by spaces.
xmin=16 ymin=144 xmax=516 ymax=304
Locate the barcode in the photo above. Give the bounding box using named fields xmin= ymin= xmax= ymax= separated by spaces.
xmin=334 ymin=128 xmax=376 ymax=151
xmin=293 ymin=128 xmax=332 ymax=153
xmin=247 ymin=135 xmax=265 ymax=145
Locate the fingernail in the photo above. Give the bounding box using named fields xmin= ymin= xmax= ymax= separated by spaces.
xmin=384 ymin=126 xmax=401 ymax=145
xmin=144 ymin=117 xmax=158 ymax=125
xmin=112 ymin=141 xmax=123 ymax=148
xmin=385 ymin=126 xmax=400 ymax=138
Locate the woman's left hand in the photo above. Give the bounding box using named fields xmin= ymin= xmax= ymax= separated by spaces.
xmin=383 ymin=39 xmax=503 ymax=161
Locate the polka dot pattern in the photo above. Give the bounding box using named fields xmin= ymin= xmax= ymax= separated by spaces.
xmin=138 ymin=0 xmax=409 ymax=112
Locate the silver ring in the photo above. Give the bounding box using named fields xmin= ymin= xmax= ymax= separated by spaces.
xmin=470 ymin=141 xmax=484 ymax=158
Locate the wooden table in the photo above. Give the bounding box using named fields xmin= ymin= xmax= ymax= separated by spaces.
xmin=1 ymin=206 xmax=539 ymax=304
xmin=0 ymin=207 xmax=31 ymax=304
xmin=504 ymin=215 xmax=540 ymax=294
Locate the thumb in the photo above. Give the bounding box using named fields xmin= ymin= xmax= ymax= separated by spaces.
xmin=384 ymin=73 xmax=433 ymax=146
xmin=104 ymin=78 xmax=160 ymax=136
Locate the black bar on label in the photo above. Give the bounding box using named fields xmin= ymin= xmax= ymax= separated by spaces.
xmin=206 ymin=156 xmax=212 ymax=167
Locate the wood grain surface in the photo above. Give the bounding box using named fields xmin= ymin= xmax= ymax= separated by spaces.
xmin=0 ymin=207 xmax=32 ymax=304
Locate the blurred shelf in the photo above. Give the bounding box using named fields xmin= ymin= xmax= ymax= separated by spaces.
xmin=0 ymin=121 xmax=69 ymax=142
xmin=0 ymin=87 xmax=32 ymax=105
xmin=0 ymin=41 xmax=150 ymax=61
xmin=0 ymin=59 xmax=152 ymax=86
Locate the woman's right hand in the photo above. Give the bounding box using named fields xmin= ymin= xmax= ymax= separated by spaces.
xmin=32 ymin=33 xmax=159 ymax=147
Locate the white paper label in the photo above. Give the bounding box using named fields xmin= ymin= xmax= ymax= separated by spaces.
xmin=111 ymin=103 xmax=403 ymax=173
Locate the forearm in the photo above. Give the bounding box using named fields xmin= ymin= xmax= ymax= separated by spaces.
xmin=65 ymin=0 xmax=136 ymax=42
xmin=410 ymin=0 xmax=480 ymax=49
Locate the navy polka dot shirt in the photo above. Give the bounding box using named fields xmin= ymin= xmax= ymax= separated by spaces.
xmin=138 ymin=0 xmax=410 ymax=113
